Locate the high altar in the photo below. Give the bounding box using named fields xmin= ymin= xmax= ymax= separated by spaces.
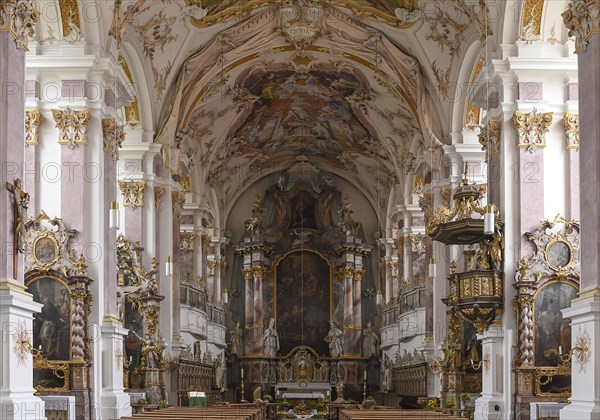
xmin=227 ymin=161 xmax=381 ymax=398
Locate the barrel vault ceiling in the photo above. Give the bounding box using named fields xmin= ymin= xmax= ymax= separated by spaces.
xmin=102 ymin=0 xmax=495 ymax=213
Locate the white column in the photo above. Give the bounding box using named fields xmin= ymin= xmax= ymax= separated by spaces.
xmin=100 ymin=321 xmax=131 ymax=419
xmin=0 ymin=281 xmax=45 ymax=419
xmin=474 ymin=325 xmax=504 ymax=420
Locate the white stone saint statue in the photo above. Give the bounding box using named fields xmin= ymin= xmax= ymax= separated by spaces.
xmin=326 ymin=320 xmax=344 ymax=358
xmin=263 ymin=318 xmax=279 ymax=357
xmin=230 ymin=321 xmax=242 ymax=355
xmin=362 ymin=321 xmax=379 ymax=356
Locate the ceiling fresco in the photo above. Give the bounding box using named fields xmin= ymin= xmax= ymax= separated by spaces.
xmin=186 ymin=0 xmax=420 ymax=28
xmin=56 ymin=0 xmax=502 ymax=216
xmin=228 ymin=70 xmax=375 ymax=162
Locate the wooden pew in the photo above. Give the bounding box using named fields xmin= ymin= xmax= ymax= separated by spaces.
xmin=339 ymin=408 xmax=464 ymax=420
xmin=122 ymin=406 xmax=263 ymax=420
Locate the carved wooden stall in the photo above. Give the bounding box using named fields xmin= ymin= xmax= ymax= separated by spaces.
xmin=175 ymin=346 xmax=217 ymax=406
xmin=391 ymin=349 xmax=428 ymax=407
xmin=513 ymin=216 xmax=581 ymax=419
xmin=23 ymin=213 xmax=93 ymax=419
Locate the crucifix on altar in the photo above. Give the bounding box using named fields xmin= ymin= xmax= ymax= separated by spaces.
xmin=6 ymin=178 xmax=30 ymax=279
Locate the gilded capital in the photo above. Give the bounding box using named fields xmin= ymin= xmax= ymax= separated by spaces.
xmin=102 ymin=117 xmax=126 ymax=161
xmin=25 ymin=109 xmax=43 ymax=145
xmin=513 ymin=108 xmax=553 ymax=153
xmin=478 ymin=119 xmax=502 ymax=157
xmin=562 ymin=0 xmax=600 ymax=53
xmin=0 ymin=0 xmax=39 ymax=51
xmin=563 ymin=113 xmax=580 ymax=150
xmin=119 ymin=180 xmax=146 ymax=209
xmin=52 ymin=106 xmax=90 ymax=149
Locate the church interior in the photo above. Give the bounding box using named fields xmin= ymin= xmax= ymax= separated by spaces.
xmin=1 ymin=1 xmax=599 ymax=419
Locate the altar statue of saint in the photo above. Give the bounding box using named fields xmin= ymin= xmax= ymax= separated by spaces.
xmin=230 ymin=321 xmax=242 ymax=355
xmin=362 ymin=321 xmax=379 ymax=356
xmin=134 ymin=332 xmax=158 ymax=368
xmin=326 ymin=320 xmax=343 ymax=358
xmin=263 ymin=318 xmax=279 ymax=357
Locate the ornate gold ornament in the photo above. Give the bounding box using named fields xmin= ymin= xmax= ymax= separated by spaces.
xmin=520 ymin=0 xmax=543 ymax=42
xmin=206 ymin=259 xmax=218 ymax=277
xmin=0 ymin=0 xmax=39 ymax=51
xmin=118 ymin=53 xmax=141 ymax=128
xmin=180 ymin=231 xmax=197 ymax=254
xmin=172 ymin=191 xmax=186 ymax=217
xmin=478 ymin=119 xmax=502 ymax=158
xmin=25 ymin=109 xmax=43 ymax=146
xmin=513 ymin=108 xmax=554 ymax=153
xmin=102 ymin=117 xmax=126 ymax=161
xmin=119 ymin=180 xmax=146 ymax=209
xmin=32 ymin=352 xmax=70 ymax=392
xmin=389 ymin=261 xmax=399 ymax=277
xmin=409 ymin=233 xmax=426 ymax=255
xmin=563 ymin=113 xmax=579 ymax=150
xmin=427 ymin=164 xmax=500 ymax=244
xmin=335 ymin=266 xmax=362 ymax=282
xmin=23 ymin=212 xmax=88 ymax=276
xmin=180 ymin=176 xmax=192 ymax=193
xmin=562 ymin=0 xmax=600 ymax=53
xmin=52 ymin=107 xmax=90 ymax=149
xmin=12 ymin=320 xmax=32 ymax=367
xmin=154 ymin=186 xmax=165 ymax=211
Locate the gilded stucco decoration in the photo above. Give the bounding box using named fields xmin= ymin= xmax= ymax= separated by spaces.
xmin=513 ymin=108 xmax=554 ymax=153
xmin=562 ymin=0 xmax=600 ymax=53
xmin=563 ymin=113 xmax=580 ymax=150
xmin=180 ymin=231 xmax=197 ymax=254
xmin=52 ymin=107 xmax=90 ymax=149
xmin=118 ymin=53 xmax=141 ymax=128
xmin=0 ymin=0 xmax=39 ymax=51
xmin=464 ymin=55 xmax=485 ymax=131
xmin=59 ymin=0 xmax=82 ymax=43
xmin=154 ymin=186 xmax=165 ymax=211
xmin=478 ymin=119 xmax=502 ymax=158
xmin=119 ymin=180 xmax=146 ymax=209
xmin=409 ymin=233 xmax=426 ymax=256
xmin=520 ymin=0 xmax=544 ymax=43
xmin=12 ymin=320 xmax=32 ymax=367
xmin=22 ymin=212 xmax=88 ymax=276
xmin=132 ymin=10 xmax=178 ymax=101
xmin=109 ymin=0 xmax=150 ymax=49
xmin=25 ymin=109 xmax=43 ymax=146
xmin=172 ymin=190 xmax=186 ymax=217
xmin=102 ymin=117 xmax=126 ymax=161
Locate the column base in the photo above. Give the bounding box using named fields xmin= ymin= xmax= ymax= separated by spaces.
xmin=560 ymin=292 xmax=600 ymax=420
xmin=474 ymin=394 xmax=505 ymax=420
xmin=100 ymin=319 xmax=131 ymax=419
xmin=0 ymin=279 xmax=45 ymax=420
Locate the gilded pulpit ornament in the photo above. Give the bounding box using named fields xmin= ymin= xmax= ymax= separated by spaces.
xmin=513 ymin=108 xmax=554 ymax=153
xmin=102 ymin=117 xmax=126 ymax=160
xmin=119 ymin=180 xmax=146 ymax=209
xmin=562 ymin=0 xmax=600 ymax=53
xmin=25 ymin=109 xmax=43 ymax=145
xmin=52 ymin=106 xmax=90 ymax=149
xmin=0 ymin=0 xmax=39 ymax=51
xmin=563 ymin=113 xmax=580 ymax=150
